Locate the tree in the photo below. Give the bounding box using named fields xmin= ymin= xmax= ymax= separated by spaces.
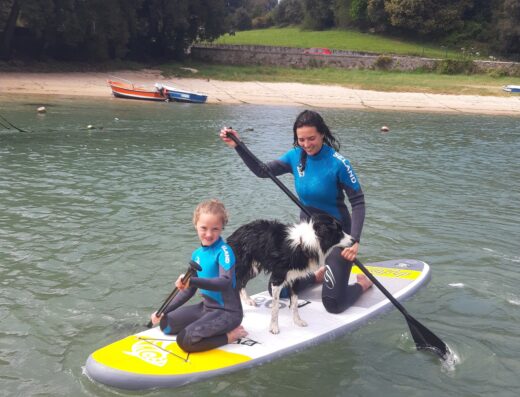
xmin=493 ymin=0 xmax=520 ymax=57
xmin=384 ymin=0 xmax=472 ymax=36
xmin=0 ymin=0 xmax=20 ymax=59
xmin=302 ymin=0 xmax=334 ymax=30
xmin=272 ymin=0 xmax=304 ymax=26
xmin=132 ymin=0 xmax=240 ymax=60
xmin=334 ymin=0 xmax=351 ymax=28
xmin=233 ymin=7 xmax=253 ymax=30
xmin=245 ymin=0 xmax=278 ymax=18
xmin=0 ymin=0 xmax=240 ymax=61
xmin=350 ymin=0 xmax=368 ymax=27
xmin=367 ymin=0 xmax=389 ymax=32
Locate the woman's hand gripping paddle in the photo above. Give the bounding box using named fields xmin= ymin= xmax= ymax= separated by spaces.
xmin=146 ymin=260 xmax=202 ymax=328
xmin=224 ymin=130 xmax=449 ymax=359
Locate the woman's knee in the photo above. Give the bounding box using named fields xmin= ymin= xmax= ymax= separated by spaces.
xmin=322 ymin=296 xmax=342 ymax=314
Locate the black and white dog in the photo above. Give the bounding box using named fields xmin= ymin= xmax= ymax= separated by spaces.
xmin=227 ymin=213 xmax=355 ymax=334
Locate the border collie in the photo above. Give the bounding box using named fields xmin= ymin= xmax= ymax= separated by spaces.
xmin=227 ymin=213 xmax=355 ymax=334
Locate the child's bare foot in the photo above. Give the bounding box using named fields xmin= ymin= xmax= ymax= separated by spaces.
xmin=315 ymin=266 xmax=326 ymax=283
xmin=227 ymin=325 xmax=248 ymax=343
xmin=357 ymin=274 xmax=373 ymax=292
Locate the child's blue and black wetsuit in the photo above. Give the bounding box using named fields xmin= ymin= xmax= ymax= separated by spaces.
xmin=236 ymin=143 xmax=366 ymax=313
xmin=160 ymin=237 xmax=243 ymax=352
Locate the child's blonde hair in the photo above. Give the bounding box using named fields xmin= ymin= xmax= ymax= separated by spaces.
xmin=193 ymin=199 xmax=229 ymax=228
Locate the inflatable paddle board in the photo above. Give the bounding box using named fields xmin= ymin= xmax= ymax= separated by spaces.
xmin=85 ymin=259 xmax=431 ymax=390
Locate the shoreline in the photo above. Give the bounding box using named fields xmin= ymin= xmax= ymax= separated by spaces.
xmin=1 ymin=69 xmax=519 ymax=115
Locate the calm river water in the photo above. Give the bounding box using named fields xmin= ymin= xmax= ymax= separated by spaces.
xmin=1 ymin=95 xmax=519 ymax=397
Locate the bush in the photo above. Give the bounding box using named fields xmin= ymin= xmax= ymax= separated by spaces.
xmin=252 ymin=15 xmax=273 ymax=29
xmin=307 ymin=58 xmax=323 ymax=68
xmin=435 ymin=59 xmax=476 ymax=75
xmin=373 ymin=55 xmax=393 ymax=70
xmin=486 ymin=69 xmax=508 ymax=78
xmin=509 ymin=65 xmax=520 ymax=77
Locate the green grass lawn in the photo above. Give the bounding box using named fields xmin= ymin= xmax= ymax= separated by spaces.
xmin=213 ymin=27 xmax=465 ymax=59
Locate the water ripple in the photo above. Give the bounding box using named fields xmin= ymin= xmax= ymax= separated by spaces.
xmin=1 ymin=100 xmax=519 ymax=396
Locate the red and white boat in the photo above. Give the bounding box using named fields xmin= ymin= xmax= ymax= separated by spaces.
xmin=107 ymin=77 xmax=167 ymax=101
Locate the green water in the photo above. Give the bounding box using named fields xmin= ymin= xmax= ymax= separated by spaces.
xmin=1 ymin=95 xmax=519 ymax=396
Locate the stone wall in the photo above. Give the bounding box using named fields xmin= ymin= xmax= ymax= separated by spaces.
xmin=191 ymin=44 xmax=520 ymax=74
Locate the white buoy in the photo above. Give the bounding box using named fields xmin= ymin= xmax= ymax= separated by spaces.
xmin=87 ymin=125 xmax=95 ymax=129
xmin=37 ymin=106 xmax=46 ymax=113
xmin=381 ymin=125 xmax=389 ymax=132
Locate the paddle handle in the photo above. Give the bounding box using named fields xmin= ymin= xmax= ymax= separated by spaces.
xmin=146 ymin=260 xmax=202 ymax=328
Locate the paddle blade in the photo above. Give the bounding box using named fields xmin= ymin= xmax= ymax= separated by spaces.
xmin=407 ymin=315 xmax=449 ymax=359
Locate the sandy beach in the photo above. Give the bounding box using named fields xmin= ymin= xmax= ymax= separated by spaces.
xmin=1 ymin=69 xmax=519 ymax=115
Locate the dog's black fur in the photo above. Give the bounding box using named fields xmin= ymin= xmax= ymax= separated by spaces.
xmin=227 ymin=213 xmax=355 ymax=333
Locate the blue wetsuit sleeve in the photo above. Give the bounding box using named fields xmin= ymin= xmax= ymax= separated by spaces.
xmin=235 ymin=145 xmax=291 ymax=177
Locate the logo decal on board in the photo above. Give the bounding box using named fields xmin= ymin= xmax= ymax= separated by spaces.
xmin=235 ymin=337 xmax=261 ymax=346
xmin=124 ymin=340 xmax=173 ymax=367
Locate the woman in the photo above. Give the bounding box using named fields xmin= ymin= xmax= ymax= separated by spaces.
xmin=220 ymin=110 xmax=372 ymax=314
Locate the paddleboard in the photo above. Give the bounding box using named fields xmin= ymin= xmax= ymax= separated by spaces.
xmin=85 ymin=258 xmax=430 ymax=390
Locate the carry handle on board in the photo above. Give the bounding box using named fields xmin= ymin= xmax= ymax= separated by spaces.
xmin=146 ymin=260 xmax=202 ymax=328
xmin=225 ymin=130 xmax=449 ymax=359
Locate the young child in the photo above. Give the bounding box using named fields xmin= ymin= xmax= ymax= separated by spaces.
xmin=150 ymin=199 xmax=247 ymax=352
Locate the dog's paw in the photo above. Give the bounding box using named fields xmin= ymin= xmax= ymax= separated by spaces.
xmin=294 ymin=318 xmax=308 ymax=327
xmin=269 ymin=324 xmax=280 ymax=334
xmin=245 ymin=298 xmax=257 ymax=306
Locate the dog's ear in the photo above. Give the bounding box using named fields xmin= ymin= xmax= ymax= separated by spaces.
xmin=311 ymin=213 xmax=341 ymax=229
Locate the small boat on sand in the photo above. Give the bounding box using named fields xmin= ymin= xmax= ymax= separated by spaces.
xmin=108 ymin=78 xmax=167 ymax=101
xmin=502 ymin=85 xmax=520 ymax=93
xmin=155 ymin=83 xmax=207 ymax=104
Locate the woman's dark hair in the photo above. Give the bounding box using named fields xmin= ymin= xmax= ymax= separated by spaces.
xmin=292 ymin=110 xmax=340 ymax=171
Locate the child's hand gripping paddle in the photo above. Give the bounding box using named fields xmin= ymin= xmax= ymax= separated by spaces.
xmin=146 ymin=260 xmax=202 ymax=328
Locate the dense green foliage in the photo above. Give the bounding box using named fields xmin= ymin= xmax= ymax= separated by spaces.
xmin=1 ymin=0 xmax=518 ymax=61
xmin=0 ymin=0 xmax=252 ymax=61
xmin=266 ymin=0 xmax=520 ymax=58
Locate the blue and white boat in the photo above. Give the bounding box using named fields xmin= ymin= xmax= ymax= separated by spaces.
xmin=502 ymin=85 xmax=520 ymax=93
xmin=155 ymin=83 xmax=208 ymax=103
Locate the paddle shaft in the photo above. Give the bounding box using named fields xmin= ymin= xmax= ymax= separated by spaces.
xmin=0 ymin=113 xmax=26 ymax=132
xmin=146 ymin=260 xmax=201 ymax=328
xmin=225 ymin=131 xmax=448 ymax=358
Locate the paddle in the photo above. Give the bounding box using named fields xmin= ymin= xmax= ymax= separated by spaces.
xmin=0 ymin=113 xmax=26 ymax=132
xmin=225 ymin=131 xmax=449 ymax=359
xmin=147 ymin=260 xmax=202 ymax=328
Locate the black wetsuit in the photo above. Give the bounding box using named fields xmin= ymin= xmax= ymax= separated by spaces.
xmin=236 ymin=144 xmax=366 ymax=313
xmin=160 ymin=237 xmax=243 ymax=352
